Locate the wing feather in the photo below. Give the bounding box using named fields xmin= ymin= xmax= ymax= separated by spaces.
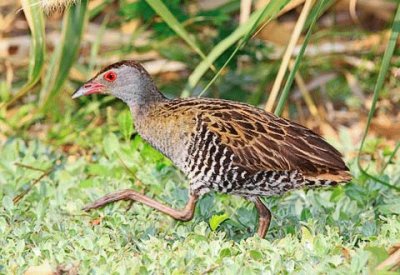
xmin=197 ymin=100 xmax=351 ymax=182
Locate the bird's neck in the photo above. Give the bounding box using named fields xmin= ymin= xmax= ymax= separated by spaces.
xmin=127 ymin=88 xmax=169 ymax=141
xmin=129 ymin=100 xmax=189 ymax=169
xmin=128 ymin=91 xmax=168 ymax=118
xmin=127 ymin=87 xmax=167 ymax=117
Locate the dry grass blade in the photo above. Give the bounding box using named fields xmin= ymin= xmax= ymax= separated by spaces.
xmin=181 ymin=0 xmax=291 ymax=97
xmin=13 ymin=166 xmax=54 ymax=204
xmin=240 ymin=0 xmax=252 ymax=24
xmin=39 ymin=0 xmax=88 ymax=109
xmin=252 ymin=0 xmax=306 ymax=39
xmin=349 ymin=0 xmax=360 ymax=24
xmin=273 ymin=0 xmax=331 ymax=116
xmin=290 ymin=60 xmax=319 ymax=117
xmin=264 ymin=0 xmax=313 ymax=112
xmin=2 ymin=0 xmax=45 ymax=109
xmin=14 ymin=162 xmax=47 ymax=172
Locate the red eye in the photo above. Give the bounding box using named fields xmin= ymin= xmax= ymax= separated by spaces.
xmin=104 ymin=71 xmax=117 ymax=82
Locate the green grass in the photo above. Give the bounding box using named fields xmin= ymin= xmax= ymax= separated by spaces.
xmin=1 ymin=121 xmax=399 ymax=273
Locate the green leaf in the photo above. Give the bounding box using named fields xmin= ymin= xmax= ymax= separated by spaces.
xmin=209 ymin=213 xmax=229 ymax=231
xmin=2 ymin=196 xmax=13 ymax=211
xmin=300 ymin=226 xmax=314 ymax=248
xmin=39 ymin=0 xmax=89 ymax=110
xmin=3 ymin=0 xmax=45 ymax=108
xmin=145 ymin=0 xmax=214 ymax=70
xmin=219 ymin=248 xmax=232 ymax=258
xmin=197 ymin=194 xmax=215 ymax=218
xmin=249 ymin=250 xmax=263 ymax=260
xmin=87 ymin=163 xmax=113 ymax=177
xmin=103 ymin=132 xmax=120 ymax=158
xmin=118 ymin=110 xmax=134 ymax=141
xmin=181 ymin=0 xmax=290 ymax=97
xmin=365 ymin=246 xmax=389 ymax=269
xmin=79 ymin=179 xmax=95 ymax=188
xmin=377 ymin=203 xmax=400 ymax=215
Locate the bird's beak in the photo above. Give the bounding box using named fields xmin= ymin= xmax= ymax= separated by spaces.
xmin=72 ymin=82 xmax=106 ymax=99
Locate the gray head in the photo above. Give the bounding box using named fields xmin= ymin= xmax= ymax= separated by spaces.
xmin=72 ymin=60 xmax=165 ymax=106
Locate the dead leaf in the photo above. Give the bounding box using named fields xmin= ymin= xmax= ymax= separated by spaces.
xmin=341 ymin=246 xmax=351 ymax=261
xmin=56 ymin=262 xmax=79 ymax=275
xmin=24 ymin=262 xmax=54 ymax=275
xmin=90 ymin=216 xmax=103 ymax=226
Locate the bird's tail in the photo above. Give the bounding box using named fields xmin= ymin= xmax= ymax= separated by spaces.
xmin=284 ymin=170 xmax=351 ymax=192
xmin=304 ymin=170 xmax=352 ymax=188
xmin=239 ymin=169 xmax=351 ymax=196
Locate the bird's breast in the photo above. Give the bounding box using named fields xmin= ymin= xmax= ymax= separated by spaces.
xmin=133 ymin=110 xmax=196 ymax=172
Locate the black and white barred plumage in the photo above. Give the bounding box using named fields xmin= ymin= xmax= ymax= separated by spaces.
xmin=134 ymin=98 xmax=350 ymax=198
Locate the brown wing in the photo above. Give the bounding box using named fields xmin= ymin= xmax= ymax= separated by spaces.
xmin=198 ymin=99 xmax=351 ymax=182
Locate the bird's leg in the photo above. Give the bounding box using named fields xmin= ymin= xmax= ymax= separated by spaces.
xmin=254 ymin=197 xmax=272 ymax=238
xmin=83 ymin=189 xmax=198 ymax=222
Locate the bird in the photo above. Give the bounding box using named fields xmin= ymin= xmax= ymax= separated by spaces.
xmin=72 ymin=60 xmax=351 ymax=238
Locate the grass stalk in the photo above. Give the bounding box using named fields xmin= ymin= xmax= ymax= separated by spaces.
xmin=357 ymin=3 xmax=400 ymax=190
xmin=265 ymin=0 xmax=313 ymax=113
xmin=2 ymin=0 xmax=45 ymax=109
xmin=290 ymin=61 xmax=319 ymax=117
xmin=145 ymin=0 xmax=215 ymax=72
xmin=381 ymin=142 xmax=400 ymax=174
xmin=182 ymin=0 xmax=291 ymax=97
xmin=273 ymin=0 xmax=329 ymax=116
xmin=39 ymin=0 xmax=88 ymax=110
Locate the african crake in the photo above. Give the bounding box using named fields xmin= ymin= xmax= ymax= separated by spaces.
xmin=73 ymin=60 xmax=351 ymax=238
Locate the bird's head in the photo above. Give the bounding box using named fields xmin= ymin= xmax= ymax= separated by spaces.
xmin=72 ymin=60 xmax=163 ymax=105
